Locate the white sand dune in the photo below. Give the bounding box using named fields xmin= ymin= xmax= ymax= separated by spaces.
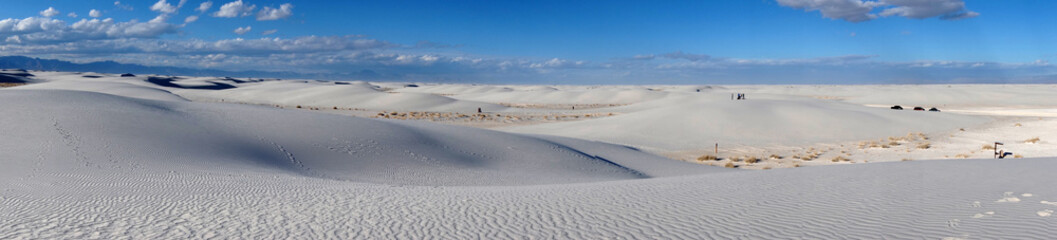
xmin=0 ymin=90 xmax=717 ymax=186
xmin=3 ymin=72 xmax=1057 ymax=238
xmin=737 ymin=84 xmax=1057 ymax=108
xmin=439 ymin=86 xmax=669 ymax=105
xmin=175 ymin=80 xmax=510 ymax=112
xmin=3 ymin=142 xmax=1056 ymax=238
xmin=505 ymin=93 xmax=987 ymax=152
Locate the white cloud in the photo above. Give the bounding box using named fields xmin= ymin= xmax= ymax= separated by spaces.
xmin=177 ymin=0 xmax=189 ymax=8
xmin=776 ymin=0 xmax=880 ymax=22
xmin=72 ymin=18 xmax=178 ymax=39
xmin=0 ymin=16 xmax=179 ymax=44
xmin=67 ymin=12 xmax=78 ymax=18
xmin=662 ymin=51 xmax=710 ymax=61
xmin=114 ymin=1 xmax=134 ymax=11
xmin=940 ymin=11 xmax=979 ymax=20
xmin=0 ymin=36 xmax=393 ymax=55
xmin=197 ymin=1 xmax=214 ymax=12
xmin=529 ymin=58 xmax=586 ymax=69
xmin=776 ymin=0 xmax=978 ymax=22
xmin=149 ymin=14 xmax=170 ymax=24
xmin=151 ymin=0 xmax=178 ymax=14
xmin=233 ymin=26 xmax=251 ymax=35
xmin=40 ymin=7 xmax=61 ymax=18
xmin=628 ymin=51 xmax=711 ymax=62
xmin=0 ymin=17 xmax=66 ymax=33
xmin=5 ymin=36 xmax=21 ymax=43
xmin=184 ymin=15 xmax=199 ymax=24
xmin=879 ymin=0 xmax=976 ymax=19
xmin=261 ymin=29 xmax=277 ymax=35
xmin=213 ymin=0 xmax=256 ymax=18
xmin=90 ymin=9 xmax=103 ymax=18
xmin=256 ymin=3 xmax=294 ymax=21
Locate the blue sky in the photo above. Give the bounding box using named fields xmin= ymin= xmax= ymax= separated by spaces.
xmin=1 ymin=0 xmax=1056 ymax=84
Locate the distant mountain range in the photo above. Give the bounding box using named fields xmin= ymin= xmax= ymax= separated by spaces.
xmin=0 ymin=56 xmax=376 ymax=80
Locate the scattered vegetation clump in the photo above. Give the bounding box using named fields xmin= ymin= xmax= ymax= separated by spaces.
xmin=795 ymin=151 xmax=822 ymax=161
xmin=955 ymin=154 xmax=970 ymax=159
xmin=744 ymin=156 xmax=760 ymax=164
xmin=0 ymin=83 xmax=27 ymax=88
xmin=729 ymin=156 xmax=743 ymax=162
xmin=1014 ymin=154 xmax=1024 ymax=159
xmin=768 ymin=154 xmax=782 ymax=160
xmin=1015 ymin=123 xmax=1023 ymax=127
xmin=296 ymin=105 xmax=302 ymax=109
xmin=917 ymin=142 xmax=931 ymax=149
xmin=1024 ymin=137 xmax=1041 ymax=144
xmin=959 ymin=128 xmax=965 ymax=131
xmin=981 ymin=144 xmax=995 ymax=150
xmin=724 ymin=162 xmax=736 ymax=168
xmin=697 ymin=155 xmax=718 ymax=161
xmin=762 ymin=166 xmax=772 ymax=170
xmin=831 ymin=156 xmax=850 ymax=162
xmin=901 ymin=158 xmax=912 ymax=161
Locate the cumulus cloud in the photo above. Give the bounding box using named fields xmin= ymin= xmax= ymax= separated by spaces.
xmin=0 ymin=36 xmax=394 ymax=56
xmin=879 ymin=0 xmax=978 ymax=19
xmin=776 ymin=0 xmax=978 ymax=22
xmin=257 ymin=3 xmax=293 ymax=21
xmin=184 ymin=15 xmax=199 ymax=24
xmin=150 ymin=0 xmax=178 ymax=14
xmin=776 ymin=0 xmax=880 ymax=22
xmin=629 ymin=51 xmax=711 ymax=61
xmin=0 ymin=16 xmax=179 ymax=44
xmin=67 ymin=12 xmax=78 ymax=18
xmin=197 ymin=1 xmax=213 ymax=12
xmin=261 ymin=29 xmax=277 ymax=35
xmin=90 ymin=9 xmax=103 ymax=18
xmin=213 ymin=0 xmax=256 ymax=18
xmin=662 ymin=51 xmax=711 ymax=61
xmin=233 ymin=26 xmax=251 ymax=35
xmin=528 ymin=58 xmax=586 ymax=69
xmin=0 ymin=17 xmax=67 ymax=33
xmin=939 ymin=11 xmax=979 ymax=20
xmin=40 ymin=7 xmax=61 ymax=18
xmin=114 ymin=1 xmax=134 ymax=11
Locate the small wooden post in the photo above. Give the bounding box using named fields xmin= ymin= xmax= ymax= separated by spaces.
xmin=994 ymin=142 xmax=1004 ymax=159
xmin=715 ymin=143 xmax=718 ymax=156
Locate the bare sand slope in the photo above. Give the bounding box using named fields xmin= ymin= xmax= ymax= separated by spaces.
xmin=3 ymin=153 xmax=1055 ymax=239
xmin=505 ymin=93 xmax=987 ymax=152
xmin=733 ymin=84 xmax=1057 ymax=108
xmin=175 ymin=80 xmax=511 ymax=112
xmin=0 ymin=90 xmax=719 ymax=186
xmin=2 ymin=73 xmax=1056 ymax=238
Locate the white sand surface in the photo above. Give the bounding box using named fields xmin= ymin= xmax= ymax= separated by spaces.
xmin=3 ymin=71 xmax=1057 ymax=238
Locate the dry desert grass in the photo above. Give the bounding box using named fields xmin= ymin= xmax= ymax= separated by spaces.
xmin=0 ymin=83 xmax=27 ymax=88
xmin=1024 ymin=137 xmax=1041 ymax=144
xmin=696 ymin=155 xmax=718 ymax=161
